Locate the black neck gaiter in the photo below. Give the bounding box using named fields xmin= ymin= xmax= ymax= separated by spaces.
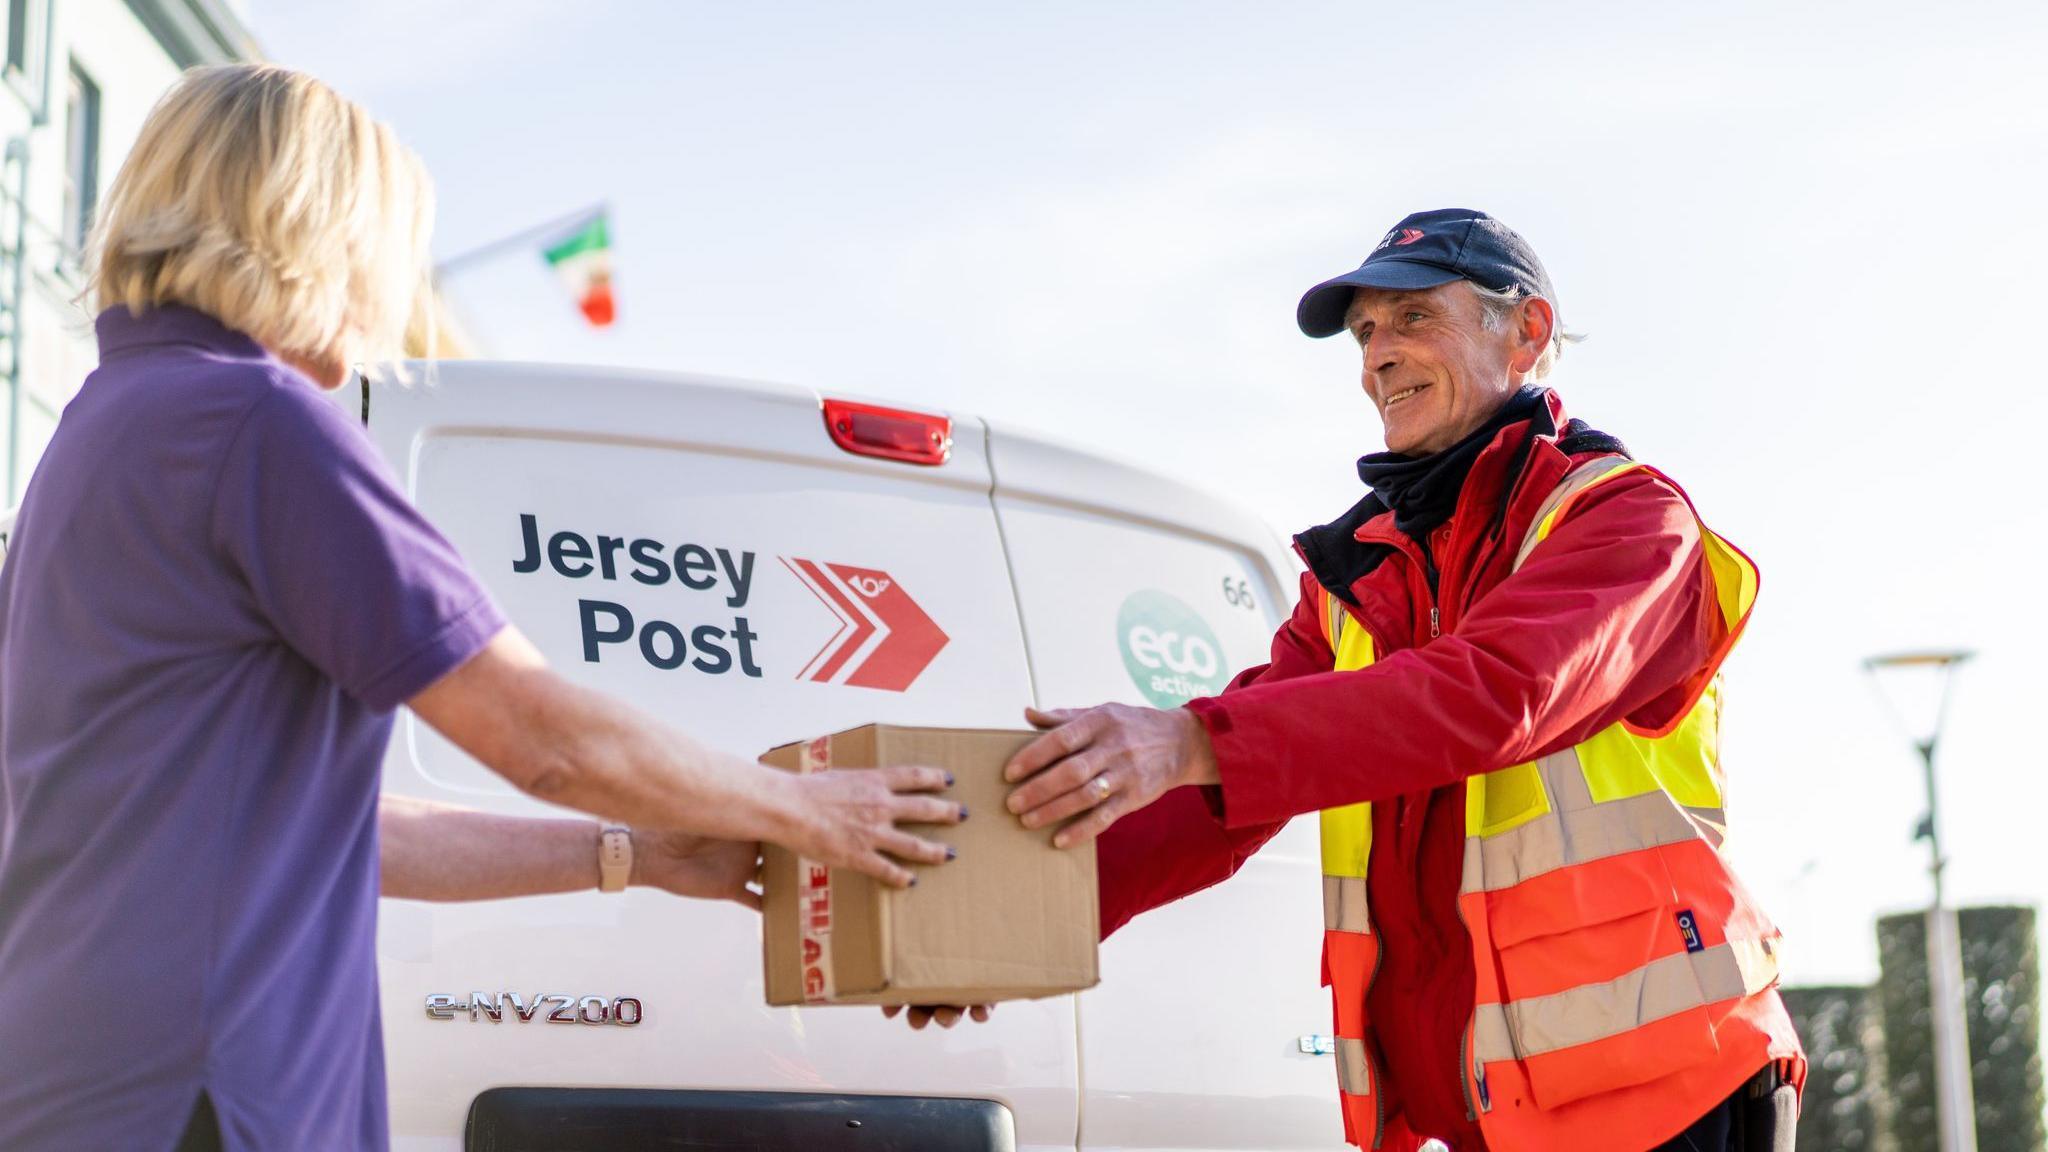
xmin=1354 ymin=386 xmax=1547 ymax=547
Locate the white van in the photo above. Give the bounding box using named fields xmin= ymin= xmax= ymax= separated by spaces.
xmin=6 ymin=363 xmax=1346 ymax=1151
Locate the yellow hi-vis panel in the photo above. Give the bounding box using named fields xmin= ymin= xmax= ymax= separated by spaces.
xmin=1702 ymin=529 xmax=1759 ymax=630
xmin=1327 ymin=596 xmax=1377 ymax=675
xmin=1322 ymin=803 xmax=1373 ymax=879
xmin=1578 ymin=677 xmax=1726 ymax=808
xmin=1321 ymin=600 xmax=1375 ymax=879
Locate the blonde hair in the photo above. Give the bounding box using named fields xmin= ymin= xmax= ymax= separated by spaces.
xmin=88 ymin=64 xmax=434 ymax=373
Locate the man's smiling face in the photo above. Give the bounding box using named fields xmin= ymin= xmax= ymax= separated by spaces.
xmin=1344 ymin=281 xmax=1526 ymax=457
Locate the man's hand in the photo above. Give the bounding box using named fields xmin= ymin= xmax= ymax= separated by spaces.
xmin=632 ymin=832 xmax=763 ymax=910
xmin=882 ymin=1004 xmax=994 ymax=1030
xmin=1003 ymin=704 xmax=1219 ymax=849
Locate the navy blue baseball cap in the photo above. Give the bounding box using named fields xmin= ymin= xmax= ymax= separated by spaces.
xmin=1296 ymin=208 xmax=1559 ymax=338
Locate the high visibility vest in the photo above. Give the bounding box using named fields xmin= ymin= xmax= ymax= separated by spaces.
xmin=1317 ymin=457 xmax=1791 ymax=1150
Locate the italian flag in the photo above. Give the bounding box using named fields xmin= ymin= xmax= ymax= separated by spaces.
xmin=543 ymin=211 xmax=616 ymax=327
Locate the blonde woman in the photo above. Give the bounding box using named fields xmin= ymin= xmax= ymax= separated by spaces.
xmin=0 ymin=65 xmax=962 ymax=1151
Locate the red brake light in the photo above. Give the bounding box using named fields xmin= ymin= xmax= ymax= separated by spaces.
xmin=822 ymin=399 xmax=952 ymax=466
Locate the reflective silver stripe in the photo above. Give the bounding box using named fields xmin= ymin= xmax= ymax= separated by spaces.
xmin=1473 ymin=1003 xmax=1516 ymax=1062
xmin=1538 ymin=748 xmax=1592 ymax=812
xmin=1323 ymin=875 xmax=1371 ymax=934
xmin=1513 ymin=455 xmax=1637 ymax=571
xmin=1474 ymin=939 xmax=1781 ymax=1062
xmin=1689 ymin=807 xmax=1727 ymax=850
xmin=1539 ymin=736 xmax=1725 ymax=848
xmin=1718 ymin=934 xmax=1782 ymax=1001
xmin=1336 ymin=1037 xmax=1373 ymax=1096
xmin=1460 ymin=747 xmax=1721 ymax=895
xmin=1470 ymin=792 xmax=1726 ymax=893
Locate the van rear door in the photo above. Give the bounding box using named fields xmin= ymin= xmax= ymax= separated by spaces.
xmin=987 ymin=425 xmax=1343 ymax=1150
xmin=367 ymin=364 xmax=1078 ymax=1152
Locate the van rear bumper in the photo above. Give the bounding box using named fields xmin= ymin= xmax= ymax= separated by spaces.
xmin=464 ymin=1087 xmax=1016 ymax=1151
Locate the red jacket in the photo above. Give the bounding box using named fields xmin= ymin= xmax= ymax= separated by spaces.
xmin=1096 ymin=391 xmax=1727 ymax=1148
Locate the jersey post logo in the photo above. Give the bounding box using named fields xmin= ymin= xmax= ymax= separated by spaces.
xmin=1118 ymin=590 xmax=1225 ymax=707
xmin=783 ymin=558 xmax=949 ymax=692
xmin=508 ymin=513 xmax=945 ymax=689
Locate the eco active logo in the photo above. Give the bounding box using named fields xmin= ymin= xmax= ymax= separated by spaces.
xmin=782 ymin=559 xmax=949 ymax=692
xmin=1117 ymin=590 xmax=1225 ymax=707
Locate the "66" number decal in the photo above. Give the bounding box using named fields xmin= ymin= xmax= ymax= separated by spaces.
xmin=1221 ymin=576 xmax=1255 ymax=611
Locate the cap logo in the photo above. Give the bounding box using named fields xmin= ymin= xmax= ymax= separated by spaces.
xmin=1374 ymin=227 xmax=1428 ymax=253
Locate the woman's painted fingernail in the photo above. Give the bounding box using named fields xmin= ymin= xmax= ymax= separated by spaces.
xmin=958 ymin=806 xmax=970 ymax=821
xmin=945 ymin=772 xmax=956 ymax=787
xmin=945 ymin=846 xmax=958 ymax=861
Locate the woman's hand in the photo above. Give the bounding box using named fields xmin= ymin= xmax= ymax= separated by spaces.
xmin=778 ymin=766 xmax=966 ymax=888
xmin=631 ymin=831 xmax=764 ymax=909
xmin=882 ymin=1004 xmax=995 ymax=1030
xmin=1003 ymin=704 xmax=1219 ymax=849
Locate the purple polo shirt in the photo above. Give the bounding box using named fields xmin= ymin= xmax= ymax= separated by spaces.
xmin=0 ymin=306 xmax=505 ymax=1150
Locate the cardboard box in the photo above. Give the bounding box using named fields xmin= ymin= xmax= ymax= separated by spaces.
xmin=761 ymin=725 xmax=1100 ymax=1006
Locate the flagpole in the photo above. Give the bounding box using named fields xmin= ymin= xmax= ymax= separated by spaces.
xmin=432 ymin=202 xmax=610 ymax=280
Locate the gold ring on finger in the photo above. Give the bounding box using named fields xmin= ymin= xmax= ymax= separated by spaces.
xmin=1089 ymin=774 xmax=1112 ymax=801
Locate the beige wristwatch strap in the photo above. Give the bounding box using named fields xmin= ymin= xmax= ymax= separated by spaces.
xmin=598 ymin=826 xmax=633 ymax=893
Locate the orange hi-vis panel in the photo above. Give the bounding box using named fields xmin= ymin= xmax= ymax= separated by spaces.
xmin=1314 ymin=457 xmax=1796 ymax=1150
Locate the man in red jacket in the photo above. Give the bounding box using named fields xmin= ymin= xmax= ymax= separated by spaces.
xmin=1000 ymin=209 xmax=1804 ymax=1151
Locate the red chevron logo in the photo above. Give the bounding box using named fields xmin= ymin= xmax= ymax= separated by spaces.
xmin=782 ymin=558 xmax=949 ymax=692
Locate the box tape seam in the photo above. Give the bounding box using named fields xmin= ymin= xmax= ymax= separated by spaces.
xmin=797 ymin=735 xmax=834 ymax=1004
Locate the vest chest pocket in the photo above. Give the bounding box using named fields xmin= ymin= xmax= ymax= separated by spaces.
xmin=1468 ymin=760 xmax=1549 ymax=839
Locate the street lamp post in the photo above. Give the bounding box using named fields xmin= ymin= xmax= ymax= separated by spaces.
xmin=1865 ymin=649 xmax=1976 ymax=1152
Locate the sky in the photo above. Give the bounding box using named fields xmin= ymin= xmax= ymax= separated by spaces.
xmin=249 ymin=0 xmax=2048 ymax=987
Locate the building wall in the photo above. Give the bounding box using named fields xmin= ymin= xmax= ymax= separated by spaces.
xmin=0 ymin=0 xmax=200 ymax=500
xmin=0 ymin=1 xmax=468 ymax=503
